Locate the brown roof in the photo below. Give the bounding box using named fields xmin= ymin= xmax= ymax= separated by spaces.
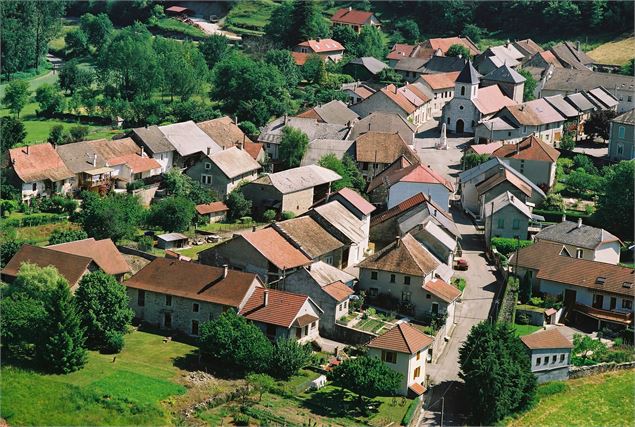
xmin=322 ymin=281 xmax=354 ymax=301
xmin=513 ymin=241 xmax=635 ymax=298
xmin=409 ymin=382 xmax=426 ymax=395
xmin=476 ymin=169 xmax=533 ymax=198
xmin=56 ymin=138 xmax=141 ymax=174
xmin=372 ymin=163 xmax=455 ymax=192
xmin=294 ymin=313 xmax=319 ymax=328
xmin=381 ymin=84 xmax=416 ymax=114
xmin=521 ymin=328 xmax=573 ymax=350
xmin=420 ymin=71 xmax=461 ymax=90
xmin=297 ymin=39 xmax=345 ymax=53
xmin=239 ymin=287 xmax=315 ymax=328
xmin=355 ymin=131 xmax=418 ymax=164
xmin=291 ymin=51 xmax=311 ymax=65
xmin=197 ymin=117 xmax=253 ymax=150
xmin=47 ymin=238 xmax=130 ymax=276
xmin=1 ymin=244 xmax=92 ymax=286
xmin=504 ymin=98 xmax=565 ymax=126
xmin=469 ymin=141 xmax=503 ymax=155
xmin=331 ymin=8 xmax=375 ymax=25
xmin=335 ymin=188 xmax=376 ymax=216
xmin=367 ymin=155 xmax=416 ymax=192
xmin=273 ymin=216 xmax=344 ymax=259
xmin=124 ymin=258 xmax=260 ymax=307
xmin=358 ymin=234 xmax=439 ymax=276
xmin=371 ymin=192 xmax=427 ymax=226
xmin=423 ymin=278 xmax=461 ymax=303
xmin=243 ymin=141 xmax=264 ymax=160
xmin=196 ymin=201 xmax=229 ymax=215
xmin=242 ymin=228 xmax=311 ymax=270
xmin=427 ymin=37 xmax=479 ymax=56
xmin=368 ymin=322 xmax=434 ymax=354
xmin=387 ymin=43 xmax=416 ymax=60
xmin=473 ymin=85 xmax=517 ymax=115
xmin=108 ymin=153 xmax=161 ymax=173
xmin=492 ymin=136 xmax=560 ymax=163
xmin=9 ymin=143 xmax=74 ymax=183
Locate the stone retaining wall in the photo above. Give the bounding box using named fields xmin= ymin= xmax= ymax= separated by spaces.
xmin=568 ymin=361 xmax=635 ymax=379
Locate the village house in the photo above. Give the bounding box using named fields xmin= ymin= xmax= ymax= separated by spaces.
xmin=293 ymin=39 xmax=345 ymax=63
xmin=354 ymin=131 xmax=419 ymax=181
xmin=7 ymin=143 xmax=74 ymax=202
xmin=491 ymin=135 xmax=561 ymax=188
xmin=283 ymin=261 xmax=355 ymax=338
xmin=442 ymin=61 xmax=518 ymax=134
xmin=341 ymin=81 xmax=376 ymax=105
xmin=480 ymin=64 xmax=526 ymax=103
xmin=330 ymin=7 xmax=380 ymax=33
xmin=199 ymin=227 xmax=311 ymax=285
xmin=157 ymin=121 xmax=221 ymax=169
xmin=241 ymin=165 xmax=341 ymax=217
xmin=351 ymin=83 xmax=432 ymax=127
xmin=386 ymin=43 xmax=417 ymax=67
xmin=543 ymin=94 xmax=584 ymax=137
xmin=584 ymin=87 xmax=619 ymax=112
xmin=416 ymin=71 xmax=460 ymax=116
xmin=367 ymin=322 xmax=434 ymax=397
xmin=342 ymin=57 xmax=389 ymax=81
xmin=394 ymin=56 xmax=467 ymax=82
xmin=511 ymin=241 xmax=634 ymax=331
xmin=296 ymin=100 xmax=359 ymax=125
xmin=549 ymin=41 xmax=595 ymax=71
xmin=349 ymin=112 xmax=417 ymax=144
xmin=387 ymin=36 xmax=478 ymax=68
xmin=534 ymin=219 xmax=622 ymax=265
xmin=123 ymin=258 xmax=262 ymax=337
xmin=473 ymin=43 xmax=525 ymax=75
xmin=195 ymin=201 xmax=229 ymax=223
xmin=512 ymin=38 xmax=544 ymax=59
xmin=357 ymin=234 xmax=460 ymax=323
xmin=239 ymin=287 xmax=323 ymax=343
xmin=409 ymin=218 xmax=459 ymax=267
xmin=130 ymin=125 xmax=176 ymax=173
xmin=608 ymin=109 xmax=635 ymax=161
xmin=300 ymin=138 xmax=355 ymax=167
xmin=483 ymin=191 xmax=534 ymax=245
xmin=196 ymin=116 xmax=266 ymax=163
xmin=521 ymin=328 xmax=573 ymax=383
xmin=186 ymin=146 xmax=261 ymax=198
xmin=464 ymin=141 xmax=503 ymax=157
xmin=328 ymin=187 xmax=376 ymax=239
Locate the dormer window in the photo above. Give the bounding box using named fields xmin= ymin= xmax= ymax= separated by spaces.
xmin=595 ymin=277 xmax=606 ymax=285
xmin=576 ymin=248 xmax=583 ymax=259
xmin=623 ymin=282 xmax=633 ymax=289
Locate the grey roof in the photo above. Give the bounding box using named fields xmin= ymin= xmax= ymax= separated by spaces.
xmin=311 ymin=200 xmax=365 ymax=243
xmin=479 ymin=116 xmax=516 ymax=131
xmin=550 ymin=42 xmax=594 ymax=70
xmin=421 ymin=220 xmax=457 ymax=252
xmin=208 ymin=147 xmax=261 ymax=179
xmin=486 ymin=191 xmax=532 ymax=218
xmin=613 ymin=109 xmax=635 ymax=125
xmin=565 ymin=92 xmax=596 ymax=112
xmin=543 ymin=68 xmax=634 ymax=93
xmin=300 ymin=139 xmax=355 ymax=166
xmin=349 ymin=112 xmax=416 ymax=144
xmin=348 ymin=57 xmax=389 ymax=75
xmin=544 ymin=94 xmax=580 ymax=118
xmin=56 ymin=138 xmax=140 ymax=174
xmin=131 ymin=126 xmax=174 ymax=154
xmin=585 ymin=87 xmax=619 ymax=110
xmin=483 ymin=64 xmax=526 ymax=84
xmin=397 ymin=199 xmax=461 ymax=239
xmin=158 ymin=232 xmax=188 ymax=242
xmin=459 ymin=157 xmax=546 ymax=198
xmin=258 ymin=117 xmax=350 ymax=145
xmin=159 ymin=121 xmax=221 ymax=157
xmin=535 ymin=220 xmax=620 ymax=250
xmin=311 ymin=100 xmax=359 ymax=125
xmin=419 ymin=56 xmax=466 ymax=74
xmin=394 ymin=57 xmax=428 ymax=73
xmin=250 ymin=165 xmax=341 ymax=194
xmin=306 ymin=260 xmax=356 ymax=285
xmin=456 ymin=60 xmax=481 ymax=84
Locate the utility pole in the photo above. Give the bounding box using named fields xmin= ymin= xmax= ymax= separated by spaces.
xmin=440 ymin=396 xmax=445 ymax=427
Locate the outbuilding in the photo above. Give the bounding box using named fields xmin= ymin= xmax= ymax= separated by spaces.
xmin=157 ymin=233 xmax=189 ymax=250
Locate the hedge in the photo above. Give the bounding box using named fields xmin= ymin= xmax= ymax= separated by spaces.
xmin=491 ymin=237 xmax=533 ymax=257
xmin=401 ymin=398 xmax=420 ymax=426
xmin=533 ymin=209 xmax=590 ymax=223
xmin=2 ymin=213 xmax=67 ymax=228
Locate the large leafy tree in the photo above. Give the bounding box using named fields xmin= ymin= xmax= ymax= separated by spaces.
xmin=35 ymin=83 xmax=66 ymax=117
xmin=147 ymin=196 xmax=196 ymax=232
xmin=226 ymin=189 xmax=252 ymax=221
xmin=518 ymin=69 xmax=536 ymax=101
xmin=330 ymin=355 xmax=402 ymax=412
xmin=0 ymin=2 xmax=36 ymax=79
xmin=351 ymin=25 xmax=387 ymax=59
xmin=279 ymin=126 xmax=309 ymax=169
xmin=2 ymin=79 xmax=30 ymax=118
xmin=74 ymin=271 xmax=133 ymax=351
xmin=266 ymin=0 xmax=329 ymax=47
xmin=199 ymin=34 xmax=230 ymax=69
xmin=48 ymin=229 xmax=89 ymax=245
xmin=594 ymin=160 xmax=634 ymax=239
xmin=30 ymin=0 xmax=66 ymax=70
xmin=75 ymin=192 xmax=144 ymax=242
xmin=265 ymin=49 xmax=302 ymax=88
xmin=446 ymin=43 xmax=471 ymax=58
xmin=459 ymin=321 xmax=536 ymax=425
xmin=269 ymin=338 xmax=313 ymax=379
xmin=318 ymin=154 xmax=365 ymax=192
xmin=199 ymin=310 xmax=273 ymax=374
xmin=79 ymin=12 xmax=114 ymax=48
xmin=59 ymin=60 xmax=95 ymax=95
xmin=0 ymin=116 xmax=26 ymax=153
xmin=154 ymin=37 xmax=208 ymax=101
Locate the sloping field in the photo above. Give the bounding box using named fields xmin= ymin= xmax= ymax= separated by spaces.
xmin=588 ymin=34 xmax=635 ymax=65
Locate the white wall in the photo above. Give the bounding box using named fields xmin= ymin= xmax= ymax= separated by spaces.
xmin=594 ymin=242 xmax=621 ymax=265
xmin=367 ymin=347 xmax=428 ymax=395
xmin=152 ymin=150 xmax=174 ymax=173
xmin=529 ymin=347 xmax=571 ymax=373
xmin=388 ymin=182 xmax=450 ymax=210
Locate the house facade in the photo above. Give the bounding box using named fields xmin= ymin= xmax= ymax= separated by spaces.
xmin=491 ymin=136 xmax=560 ymax=188
xmin=416 ymin=72 xmax=460 ymax=116
xmin=130 ymin=126 xmax=176 ymax=173
xmin=351 ymin=84 xmax=431 ymax=127
xmin=483 ymin=191 xmax=533 ymax=244
xmin=608 ymin=109 xmax=635 ymax=161
xmin=521 ymin=328 xmax=573 ymax=383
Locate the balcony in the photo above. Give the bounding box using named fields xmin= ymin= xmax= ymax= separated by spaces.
xmin=573 ymin=303 xmax=633 ymax=326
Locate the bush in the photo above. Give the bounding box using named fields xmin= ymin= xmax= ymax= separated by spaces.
xmin=491 ymin=237 xmax=533 ymax=257
xmin=48 ymin=229 xmax=88 ymax=245
xmin=101 ymin=331 xmax=125 ymax=354
xmin=402 ymin=398 xmax=419 ymax=425
xmin=262 ymin=209 xmax=276 ymax=222
xmin=239 ymin=216 xmax=253 ymax=224
xmin=69 ymin=125 xmax=89 ymax=142
xmin=560 ymin=133 xmax=575 ymax=151
xmin=3 ymin=213 xmax=67 ymax=228
xmin=528 ymin=297 xmax=544 ymax=306
xmin=532 ymin=209 xmax=590 ymax=223
xmin=233 ymin=413 xmax=250 ymax=425
xmin=137 ymin=235 xmax=153 ymax=251
xmin=126 ymin=180 xmax=146 ymax=191
xmin=281 ymin=211 xmax=295 ymax=220
xmin=238 ymin=120 xmax=258 ymax=137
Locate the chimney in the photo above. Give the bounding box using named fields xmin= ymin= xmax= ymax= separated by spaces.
xmin=263 ymin=289 xmax=269 ymax=306
xmin=207 ymin=147 xmax=211 ymax=155
xmin=348 ymin=6 xmax=352 ymax=11
xmin=395 ymin=236 xmax=401 ymax=247
xmin=516 ymin=142 xmax=520 ymax=154
xmin=562 ymin=214 xmax=566 ymax=222
xmin=223 ymin=264 xmax=228 ymax=279
xmin=234 ymin=115 xmax=238 ymax=125
xmin=577 ymin=217 xmax=583 ymax=228
xmin=93 ymin=154 xmax=97 ymax=167
xmin=576 ymin=41 xmax=580 ymax=51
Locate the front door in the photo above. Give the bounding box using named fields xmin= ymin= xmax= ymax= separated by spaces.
xmin=456 ymin=119 xmax=465 ymax=133
xmin=610 ymin=297 xmax=617 ymax=310
xmin=592 ymin=294 xmax=604 ymax=309
xmin=431 ymin=302 xmax=439 ymax=315
xmin=164 ymin=312 xmax=172 ymax=329
xmin=564 ymin=289 xmax=577 ymax=307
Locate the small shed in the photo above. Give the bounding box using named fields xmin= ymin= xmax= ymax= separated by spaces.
xmin=196 ymin=202 xmax=229 ymax=223
xmin=157 ymin=233 xmax=189 ymax=250
xmin=165 ymin=5 xmax=193 ymax=16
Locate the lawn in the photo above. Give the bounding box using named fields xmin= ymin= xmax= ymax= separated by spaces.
xmin=224 ymin=0 xmax=279 ymax=35
xmin=1 ymin=330 xmax=195 ymax=426
xmin=152 ymin=18 xmax=207 ymax=38
xmin=355 ymin=317 xmax=387 ymax=334
xmin=587 ymin=33 xmax=635 ymax=66
xmin=513 ymin=323 xmax=542 ymax=337
xmin=174 ymin=241 xmax=217 ymax=260
xmin=508 ymin=370 xmax=635 ymax=427
xmin=15 ymin=221 xmax=82 ymax=245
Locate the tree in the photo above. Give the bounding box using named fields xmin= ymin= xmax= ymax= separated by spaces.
xmin=265 ymin=49 xmax=302 ymax=88
xmin=48 ymin=125 xmax=67 ymax=145
xmin=199 ymin=310 xmax=273 ymax=373
xmin=559 ymin=133 xmax=575 ymax=151
xmin=2 ymin=79 xmax=30 ymax=118
xmin=572 ymin=154 xmax=598 ymax=174
xmin=75 ymin=192 xmax=144 ymax=242
xmin=48 ymin=229 xmax=88 ymax=245
xmin=264 ymin=0 xmax=294 ymax=45
xmin=446 ymin=44 xmax=471 ymax=58
xmin=1 ymin=289 xmax=48 ymax=359
xmin=594 ymin=160 xmax=634 ymax=239
xmin=270 ymin=338 xmax=313 ymax=379
xmin=585 ymin=110 xmax=618 ymax=141
xmin=154 ymin=37 xmax=208 ymax=101
xmin=619 ymin=58 xmax=634 ymax=76
xmin=302 ymin=54 xmax=327 ymax=85
xmin=462 ymin=23 xmax=484 ymax=43
xmin=459 ymin=322 xmax=536 ymax=425
xmin=332 ymin=25 xmax=358 ymax=51
xmin=147 ymin=196 xmax=196 ymax=232
xmin=43 ymin=280 xmax=87 ymax=373
xmin=199 ymin=34 xmax=230 ymax=69
xmin=1 ymin=4 xmax=36 ymax=80
xmin=64 ymin=28 xmax=89 ymax=56
xmin=69 ymin=125 xmax=89 ymax=142
xmin=35 ymin=83 xmax=65 ymax=117
xmin=330 ymin=356 xmax=402 ymax=411
xmin=0 ymin=240 xmax=23 ymax=269
xmin=0 ymin=116 xmax=26 ymax=153
xmin=289 ymin=0 xmax=330 ymax=46
xmin=543 ymin=0 xmax=581 ymax=33
xmin=30 ymin=0 xmax=66 ymax=70
xmin=518 ymin=69 xmax=536 ymax=101
xmin=59 ymin=60 xmax=95 ymax=95
xmin=163 ymin=169 xmax=217 ymax=204
xmin=74 ymin=271 xmax=133 ymax=351
xmin=351 ymin=25 xmax=386 ymax=59
xmin=226 ymin=189 xmax=252 ymax=221
xmin=318 ymin=154 xmax=365 ymax=192
xmin=539 ymin=192 xmax=565 ymax=211
xmin=246 ymin=373 xmax=275 ymax=401
xmin=394 ymin=19 xmax=420 ymax=43
xmin=279 ymin=126 xmax=309 ymax=169
xmin=79 ymin=12 xmax=113 ymax=48
xmin=263 ymin=209 xmax=276 ymax=222
xmin=566 ymin=168 xmax=604 ymax=195
xmin=462 ymin=152 xmax=489 ymax=170
xmin=377 ymin=68 xmax=403 ymax=85
xmin=519 ymin=270 xmax=532 ymax=303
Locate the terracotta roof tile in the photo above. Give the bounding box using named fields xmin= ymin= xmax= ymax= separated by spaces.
xmin=381 ymin=84 xmax=416 ymax=114
xmin=335 ymin=188 xmax=376 ymax=216
xmin=196 ymin=201 xmax=229 ymax=215
xmin=409 ymin=382 xmax=426 ymax=395
xmin=322 ymin=280 xmax=354 ymax=301
xmin=521 ymin=328 xmax=572 ymax=350
xmin=243 ymin=141 xmax=264 ymax=160
xmin=297 ymin=39 xmax=345 ymax=53
xmin=387 ymin=43 xmax=416 ymax=60
xmin=370 ymin=192 xmax=427 ymax=226
xmin=124 ymin=258 xmax=260 ymax=307
xmin=273 ymin=216 xmax=344 ymax=259
xmin=493 ymin=136 xmax=560 ymax=162
xmin=197 ymin=116 xmax=253 ymax=149
xmin=469 ymin=141 xmax=503 ymax=155
xmin=420 ymin=71 xmax=461 ymax=90
xmin=292 ymin=51 xmax=311 ymax=66
xmin=427 ymin=37 xmax=480 ymax=56
xmin=355 ymin=131 xmax=418 ymax=165
xmin=331 ymin=8 xmax=374 ymax=25
xmin=1 ymin=245 xmax=91 ymax=286
xmin=242 ymin=228 xmax=311 ymax=270
xmin=239 ymin=287 xmax=315 ymax=328
xmin=423 ymin=278 xmax=461 ymax=303
xmin=367 ymin=155 xmax=416 ymax=192
xmin=47 ymin=238 xmax=130 ymax=276
xmin=294 ymin=313 xmax=319 ymax=327
xmin=358 ymin=234 xmax=439 ymax=276
xmin=376 ymin=163 xmax=455 ymax=192
xmin=9 ymin=143 xmax=74 ymax=183
xmin=476 ymin=169 xmax=533 ymax=198
xmin=108 ymin=153 xmax=161 ymax=173
xmin=368 ymin=323 xmax=434 ymax=354
xmin=473 ymin=85 xmax=517 ymax=115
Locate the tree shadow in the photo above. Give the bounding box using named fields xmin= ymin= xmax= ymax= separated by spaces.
xmin=300 ymin=387 xmax=380 ymax=419
xmin=172 ymin=352 xmax=246 ymax=380
xmin=424 ymin=381 xmax=469 ymax=426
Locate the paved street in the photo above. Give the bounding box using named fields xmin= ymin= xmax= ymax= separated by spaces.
xmin=413 ymin=124 xmax=473 ymax=183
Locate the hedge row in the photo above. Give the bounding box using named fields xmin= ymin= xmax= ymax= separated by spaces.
xmin=533 ymin=209 xmax=590 ymax=223
xmin=491 ymin=237 xmax=533 ymax=257
xmin=2 ymin=214 xmax=68 ymax=228
xmin=401 ymin=398 xmax=420 ymax=426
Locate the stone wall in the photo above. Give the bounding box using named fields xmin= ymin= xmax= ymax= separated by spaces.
xmin=117 ymin=245 xmax=157 ymax=261
xmin=516 ymin=308 xmax=544 ymax=326
xmin=568 ymin=362 xmax=635 ymax=379
xmin=329 ymin=323 xmax=377 ymax=345
xmin=535 ymin=366 xmax=569 ymax=383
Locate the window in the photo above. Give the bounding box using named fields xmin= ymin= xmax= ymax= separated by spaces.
xmin=416 ymin=351 xmax=421 ymax=361
xmin=619 ymin=126 xmax=626 ymax=138
xmin=497 ymin=218 xmax=505 ymax=229
xmin=552 ymin=355 xmax=557 ymax=364
xmin=204 ymin=162 xmax=212 ymax=170
xmin=508 ymin=132 xmax=512 ymax=137
xmin=159 ymin=153 xmax=164 ymax=160
xmin=371 ymin=271 xmax=378 ymax=280
xmin=560 ymin=354 xmax=565 ymax=363
xmin=404 ymin=276 xmax=411 ymax=285
xmin=304 ymin=325 xmax=309 ymax=335
xmin=165 ymin=295 xmax=172 ymax=306
xmin=402 ymin=291 xmax=411 ymax=302
xmin=413 ymin=367 xmax=421 ymax=379
xmin=368 ymin=288 xmax=378 ymax=297
xmin=426 ymin=293 xmax=431 ymax=299
xmin=390 ymin=274 xmax=396 ymax=283
xmin=536 ymin=357 xmax=541 ymax=366
xmin=543 ymin=357 xmax=549 ymax=365
xmin=193 ymin=303 xmax=199 ymax=313
xmin=32 ymin=183 xmax=37 ymax=191
xmin=362 ymin=162 xmax=369 ymax=170
xmin=324 ymin=255 xmax=334 ymax=265
xmin=512 ymin=219 xmax=520 ymax=230
xmin=191 ymin=320 xmax=199 ymax=336
xmin=460 ymin=86 xmax=465 ymax=96
xmin=576 ymin=248 xmax=583 ymax=259
xmin=447 ymin=117 xmax=450 ymax=124
xmin=267 ymin=324 xmax=276 ymax=337
xmin=623 ymin=299 xmax=633 ymax=309
xmin=618 ymin=144 xmax=624 ymax=155
xmin=459 ymin=105 xmax=464 ymax=110
xmin=201 ymin=175 xmax=212 ymax=185
xmin=629 ymin=96 xmax=633 ymax=102
xmin=311 ymin=321 xmax=316 ymax=330
xmin=381 ymin=350 xmax=397 ymax=364
xmin=431 ymin=302 xmax=438 ymax=315
xmin=137 ymin=290 xmax=145 ymax=306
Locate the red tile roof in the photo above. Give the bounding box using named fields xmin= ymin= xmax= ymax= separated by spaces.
xmin=428 ymin=37 xmax=479 ymax=56
xmin=473 ymin=85 xmax=517 ymax=115
xmin=335 ymin=188 xmax=376 ymax=216
xmin=242 ymin=228 xmax=311 ymax=270
xmin=9 ymin=143 xmax=74 ymax=183
xmin=409 ymin=382 xmax=426 ymax=395
xmin=108 ymin=153 xmax=161 ymax=173
xmin=381 ymin=84 xmax=416 ymax=114
xmin=387 ymin=43 xmax=416 ymax=60
xmin=47 ymin=238 xmax=130 ymax=276
xmin=368 ymin=322 xmax=434 ymax=354
xmin=240 ymin=287 xmax=316 ymax=328
xmin=243 ymin=141 xmax=264 ymax=160
xmin=297 ymin=39 xmax=345 ymax=53
xmin=468 ymin=141 xmax=503 ymax=155
xmin=521 ymin=328 xmax=573 ymax=350
xmin=382 ymin=163 xmax=455 ymax=192
xmin=423 ymin=278 xmax=461 ymax=303
xmin=370 ymin=192 xmax=428 ymax=226
xmin=291 ymin=51 xmax=311 ymax=65
xmin=420 ymin=71 xmax=461 ymax=90
xmin=331 ymin=8 xmax=375 ymax=25
xmin=358 ymin=234 xmax=439 ymax=277
xmin=492 ymin=136 xmax=561 ymax=162
xmin=196 ymin=202 xmax=229 ymax=215
xmin=355 ymin=131 xmax=418 ymax=165
xmin=322 ymin=281 xmax=354 ymax=301
xmin=476 ymin=169 xmax=533 ymax=198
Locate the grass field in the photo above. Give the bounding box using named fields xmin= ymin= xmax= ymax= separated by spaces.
xmin=588 ymin=34 xmax=634 ymax=65
xmin=508 ymin=370 xmax=635 ymax=427
xmin=224 ymin=0 xmax=279 ymax=35
xmin=513 ymin=323 xmax=542 ymax=337
xmin=1 ymin=330 xmax=194 ymax=426
xmin=15 ymin=221 xmax=82 ymax=245
xmin=153 ymin=18 xmax=207 ymax=38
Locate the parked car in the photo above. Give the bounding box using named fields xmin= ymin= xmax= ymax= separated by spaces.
xmin=454 ymin=259 xmax=469 ymax=270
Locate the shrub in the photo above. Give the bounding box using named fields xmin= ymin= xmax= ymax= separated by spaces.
xmin=69 ymin=125 xmax=89 ymax=142
xmin=238 ymin=120 xmax=259 ymax=137
xmin=528 ymin=297 xmax=544 ymax=307
xmin=233 ymin=413 xmax=250 ymax=425
xmin=48 ymin=229 xmax=88 ymax=245
xmin=491 ymin=237 xmax=533 ymax=257
xmin=101 ymin=331 xmax=125 ymax=354
xmin=262 ymin=209 xmax=276 ymax=222
xmin=401 ymin=398 xmax=419 ymax=425
xmin=137 ymin=235 xmax=153 ymax=251
xmin=239 ymin=216 xmax=253 ymax=224
xmin=126 ymin=180 xmax=145 ymax=191
xmin=560 ymin=134 xmax=575 ymax=151
xmin=281 ymin=211 xmax=295 ymax=220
